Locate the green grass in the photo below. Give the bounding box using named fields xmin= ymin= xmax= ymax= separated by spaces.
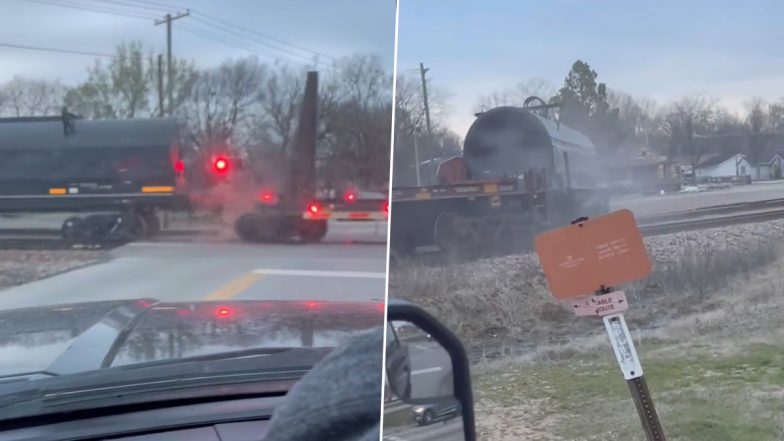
xmin=383 ymin=404 xmax=414 ymax=429
xmin=475 ymin=342 xmax=784 ymax=441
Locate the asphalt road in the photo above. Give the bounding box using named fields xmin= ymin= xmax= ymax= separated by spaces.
xmin=383 ymin=417 xmax=463 ymax=441
xmin=407 ymin=339 xmax=453 ymax=399
xmin=613 ymin=181 xmax=784 ymax=218
xmin=383 ymin=339 xmax=460 ymax=441
xmin=0 ymin=221 xmax=388 ymax=310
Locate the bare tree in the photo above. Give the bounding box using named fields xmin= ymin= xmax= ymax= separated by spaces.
xmin=745 ymin=97 xmax=775 ymax=176
xmin=474 ymin=78 xmax=556 ymax=113
xmin=65 ymin=41 xmax=196 ymax=119
xmin=0 ymin=76 xmax=65 ymax=117
xmin=673 ymin=94 xmax=719 ymax=171
xmin=318 ymin=54 xmax=393 ymax=189
xmin=606 ymin=90 xmax=660 ymax=144
xmin=254 ymin=63 xmax=304 ymax=153
xmin=180 ymin=56 xmax=267 ymax=151
xmin=0 ymin=88 xmax=7 ymax=115
xmin=395 ymin=72 xmax=449 ymax=137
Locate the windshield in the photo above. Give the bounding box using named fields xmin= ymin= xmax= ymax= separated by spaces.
xmin=0 ymin=0 xmax=393 ymax=420
xmin=389 ymin=1 xmax=784 ymax=440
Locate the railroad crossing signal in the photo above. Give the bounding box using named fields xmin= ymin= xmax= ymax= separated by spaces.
xmin=213 ymin=156 xmax=229 ymax=174
xmin=534 ymin=210 xmax=666 ymax=441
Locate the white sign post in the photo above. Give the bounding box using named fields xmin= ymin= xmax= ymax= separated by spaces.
xmin=535 ymin=212 xmax=666 ymax=441
xmin=603 ymin=313 xmax=642 ymax=380
xmin=566 ymin=290 xmax=666 ymax=441
xmin=600 ymin=305 xmax=665 ymax=441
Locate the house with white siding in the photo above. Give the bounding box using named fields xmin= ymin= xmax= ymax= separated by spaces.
xmin=695 ymin=153 xmax=752 ymax=180
xmin=756 ymin=150 xmax=784 ymax=180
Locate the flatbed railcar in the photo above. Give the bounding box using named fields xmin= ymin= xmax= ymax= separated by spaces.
xmin=390 ymin=100 xmax=610 ymax=257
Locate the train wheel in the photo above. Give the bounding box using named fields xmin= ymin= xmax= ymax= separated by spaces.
xmin=298 ymin=219 xmax=327 ymax=243
xmin=113 ymin=213 xmax=147 ymax=243
xmin=491 ymin=218 xmax=517 ymax=256
xmin=434 ymin=212 xmax=471 ymax=258
xmin=142 ymin=212 xmax=161 ymax=238
xmin=235 ymin=213 xmax=264 ymax=242
xmin=62 ymin=216 xmax=85 ymax=245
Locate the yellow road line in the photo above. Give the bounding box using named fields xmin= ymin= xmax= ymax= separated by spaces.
xmin=203 ymin=272 xmax=265 ymax=301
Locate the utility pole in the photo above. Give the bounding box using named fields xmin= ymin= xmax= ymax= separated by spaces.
xmin=155 ymin=10 xmax=190 ymax=116
xmin=413 ymin=136 xmax=421 ymax=186
xmin=419 ymin=62 xmax=432 ymax=134
xmin=157 ymin=54 xmax=164 ymax=118
xmin=418 ymin=63 xmax=432 ymax=187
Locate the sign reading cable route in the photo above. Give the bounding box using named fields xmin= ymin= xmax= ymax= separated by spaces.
xmin=534 ymin=209 xmax=652 ymax=299
xmin=534 ymin=209 xmax=667 ymax=441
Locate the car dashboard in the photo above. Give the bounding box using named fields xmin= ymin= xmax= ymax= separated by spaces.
xmin=0 ymin=395 xmax=288 ymax=441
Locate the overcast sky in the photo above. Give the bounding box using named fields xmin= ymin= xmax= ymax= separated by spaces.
xmin=397 ymin=0 xmax=784 ymax=136
xmin=0 ymin=0 xmax=396 ymax=85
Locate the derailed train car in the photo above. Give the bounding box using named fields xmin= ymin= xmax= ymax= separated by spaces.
xmin=390 ymin=102 xmax=611 ymax=257
xmin=0 ymin=113 xmax=188 ymax=243
xmin=0 ymin=72 xmax=388 ymax=246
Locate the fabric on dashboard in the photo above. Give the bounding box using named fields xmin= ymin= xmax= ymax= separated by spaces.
xmin=263 ymin=327 xmax=383 ymax=441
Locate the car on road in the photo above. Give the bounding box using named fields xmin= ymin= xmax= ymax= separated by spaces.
xmin=412 ymin=399 xmax=462 ymax=426
xmin=0 ymin=298 xmax=383 ymax=440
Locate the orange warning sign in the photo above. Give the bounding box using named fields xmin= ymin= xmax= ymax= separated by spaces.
xmin=534 ymin=209 xmax=651 ymax=299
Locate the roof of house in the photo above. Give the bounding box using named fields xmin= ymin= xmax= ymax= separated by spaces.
xmin=697 ymin=153 xmax=746 ymax=168
xmin=758 ymin=149 xmax=784 ymax=165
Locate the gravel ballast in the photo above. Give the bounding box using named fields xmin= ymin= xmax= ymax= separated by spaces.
xmin=389 ymin=219 xmax=784 ymax=350
xmin=0 ymin=250 xmax=107 ymax=291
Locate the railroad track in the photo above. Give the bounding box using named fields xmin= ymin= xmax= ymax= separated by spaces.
xmin=0 ymin=228 xmax=212 ymax=250
xmin=393 ymin=205 xmax=784 ymax=266
xmin=638 ymin=208 xmax=784 ymax=237
xmin=635 ymin=197 xmax=784 ymax=224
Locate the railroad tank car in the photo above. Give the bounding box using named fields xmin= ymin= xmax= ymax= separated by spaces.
xmin=0 ymin=114 xmax=188 ymax=243
xmin=389 ymin=104 xmax=610 ymax=258
xmin=462 ymin=106 xmax=604 ymax=191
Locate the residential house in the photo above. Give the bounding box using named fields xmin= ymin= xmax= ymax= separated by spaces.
xmin=695 ymin=153 xmax=752 ymax=180
xmin=754 ymin=149 xmax=784 ymax=181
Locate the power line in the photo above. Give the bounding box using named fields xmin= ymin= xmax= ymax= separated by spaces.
xmin=179 ymin=23 xmax=332 ymax=73
xmin=193 ymin=12 xmax=334 ymax=61
xmin=0 ymin=41 xmax=115 ymax=58
xmin=178 ymin=24 xmax=295 ymax=63
xmin=190 ymin=15 xmax=314 ymax=64
xmin=125 ymin=0 xmax=336 ymax=60
xmin=119 ymin=0 xmax=186 ymax=9
xmin=87 ymin=0 xmax=169 ymax=13
xmin=22 ymin=0 xmax=157 ymax=19
xmin=20 ymin=0 xmax=334 ymax=69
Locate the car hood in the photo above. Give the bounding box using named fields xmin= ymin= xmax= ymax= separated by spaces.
xmin=0 ymin=298 xmax=383 ymax=378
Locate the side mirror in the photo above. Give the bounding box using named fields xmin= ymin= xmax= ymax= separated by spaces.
xmin=384 ymin=298 xmax=475 ymax=441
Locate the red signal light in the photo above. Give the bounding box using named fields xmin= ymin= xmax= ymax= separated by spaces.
xmin=173 ymin=159 xmax=185 ymax=174
xmin=308 ymin=202 xmax=321 ymax=214
xmin=215 ymin=306 xmax=234 ymax=318
xmin=344 ymin=189 xmax=357 ymax=204
xmin=259 ymin=190 xmax=278 ymax=205
xmin=213 ymin=157 xmax=229 ymax=173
